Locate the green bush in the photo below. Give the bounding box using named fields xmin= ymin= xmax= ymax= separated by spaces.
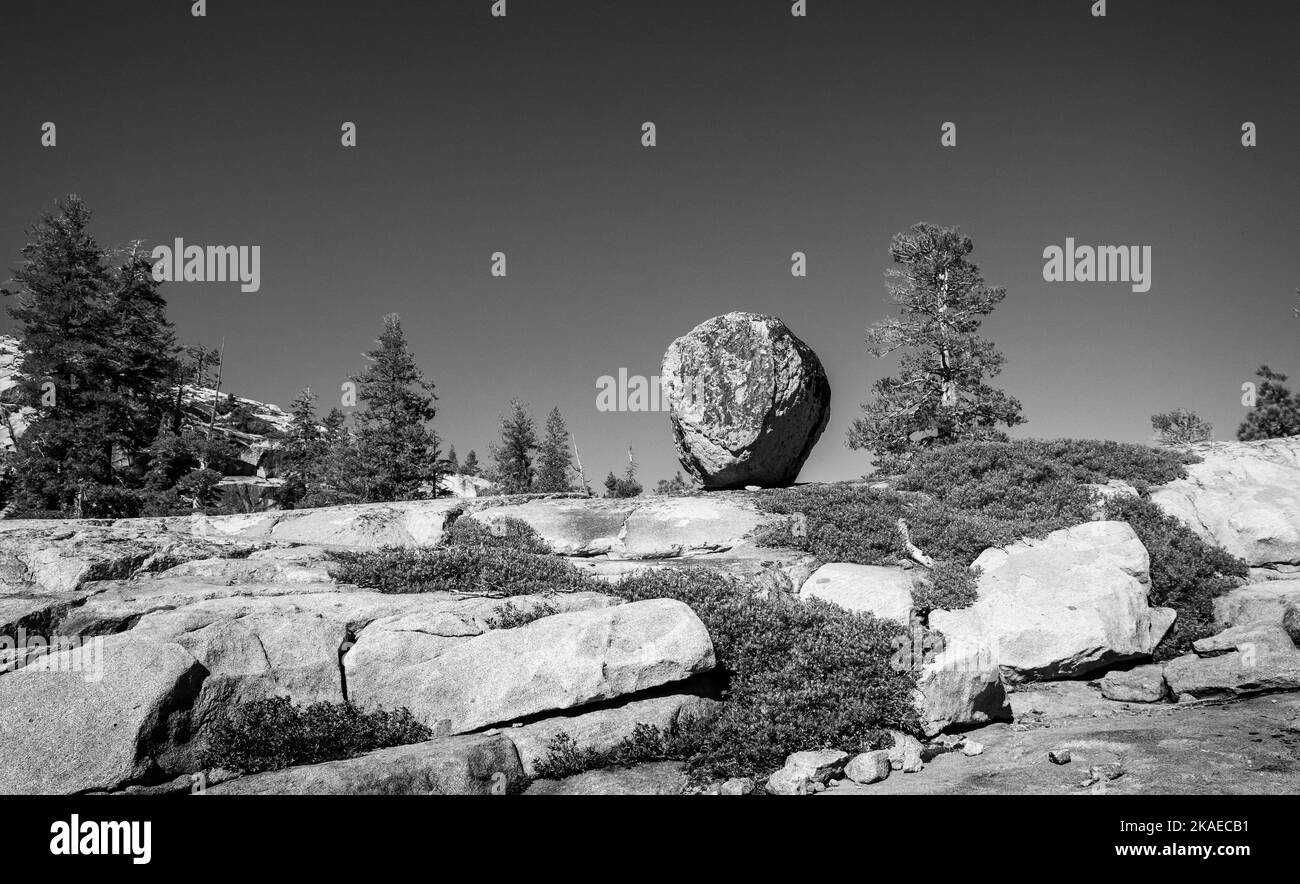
xmin=205 ymin=696 xmax=432 ymax=774
xmin=446 ymin=514 xmax=551 ymax=554
xmin=329 ymin=544 xmax=590 ymax=595
xmin=893 ymin=441 xmax=1099 ymax=525
xmin=759 ymin=439 xmax=1199 ymax=569
xmin=912 ymin=561 xmax=981 ymax=615
xmin=486 ymin=599 xmax=558 ymax=629
xmin=758 ymin=483 xmax=1056 ymax=567
xmin=1007 ymin=439 xmax=1195 ymax=488
xmin=607 ymin=570 xmax=917 ymax=780
xmin=531 ymin=721 xmax=701 ymax=780
xmin=1104 ymin=495 xmax=1248 ymax=658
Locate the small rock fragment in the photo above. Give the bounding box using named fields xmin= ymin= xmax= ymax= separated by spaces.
xmin=887 ymin=731 xmax=925 ymax=773
xmin=844 ymin=750 xmax=892 ymax=785
xmin=719 ymin=777 xmax=755 ymax=796
xmin=1048 ymin=749 xmax=1072 ymax=765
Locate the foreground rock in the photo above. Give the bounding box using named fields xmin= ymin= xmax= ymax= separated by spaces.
xmin=0 ymin=524 xmax=255 ymax=594
xmin=504 ymin=690 xmax=721 ymax=776
xmin=798 ymin=563 xmax=914 ymax=622
xmin=1213 ymin=580 xmax=1300 ymax=630
xmin=1165 ymin=625 xmax=1300 ymax=700
xmin=930 ymin=522 xmax=1174 ymax=681
xmin=192 ymin=499 xmax=463 ymax=548
xmin=765 ymin=749 xmax=849 ymax=795
xmin=1100 ymin=664 xmax=1168 ymax=703
xmin=525 ymin=761 xmax=687 ymax=795
xmin=844 ymin=750 xmax=891 ymax=784
xmin=205 ymin=734 xmax=524 ymax=795
xmin=914 ymin=636 xmax=1012 ymax=736
xmin=464 ymin=494 xmax=772 ymax=559
xmin=661 ymin=312 xmax=831 ymax=489
xmin=0 ymin=636 xmax=205 ymax=794
xmin=573 ymin=546 xmax=818 ymax=599
xmin=1150 ymin=438 xmax=1300 ymax=566
xmin=347 ymin=599 xmax=716 ymax=732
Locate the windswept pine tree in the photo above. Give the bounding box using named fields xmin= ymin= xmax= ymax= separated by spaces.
xmin=848 ymin=223 xmax=1024 ymax=465
xmin=534 ymin=406 xmax=574 ymax=492
xmin=491 ymin=398 xmax=537 ymax=494
xmin=1 ymin=196 xmax=180 ymax=515
xmin=1238 ymin=366 xmax=1300 ymax=440
xmin=349 ymin=315 xmax=441 ymax=501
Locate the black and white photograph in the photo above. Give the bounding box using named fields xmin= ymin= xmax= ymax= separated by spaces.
xmin=0 ymin=0 xmax=1296 ymax=868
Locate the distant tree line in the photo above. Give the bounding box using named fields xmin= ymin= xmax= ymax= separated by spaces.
xmin=0 ymin=197 xmax=694 ymax=517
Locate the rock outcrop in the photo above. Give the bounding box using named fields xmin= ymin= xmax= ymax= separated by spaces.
xmin=463 ymin=493 xmax=772 ymax=559
xmin=346 ymin=599 xmax=716 ymax=732
xmin=0 ymin=635 xmax=206 ymax=794
xmin=505 ymin=691 xmax=721 ymax=776
xmin=1164 ymin=625 xmax=1300 ymax=700
xmin=661 ymin=313 xmax=830 ymax=489
xmin=798 ymin=563 xmax=915 ymax=622
xmin=204 ymin=734 xmax=525 ymax=795
xmin=929 ymin=522 xmax=1175 ymax=682
xmin=1151 ymin=437 xmax=1300 ymax=566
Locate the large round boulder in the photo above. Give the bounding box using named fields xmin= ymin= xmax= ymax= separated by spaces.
xmin=661 ymin=312 xmax=830 ymax=489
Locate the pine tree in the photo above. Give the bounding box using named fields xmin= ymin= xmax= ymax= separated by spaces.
xmin=1151 ymin=408 xmax=1213 ymax=446
xmin=1 ymin=196 xmax=179 ymax=514
xmin=444 ymin=445 xmax=460 ymax=475
xmin=491 ymin=398 xmax=537 ymax=494
xmin=462 ymin=449 xmax=481 ymax=476
xmin=847 ymin=223 xmax=1024 ymax=465
xmin=604 ymin=446 xmax=643 ymax=498
xmin=535 ymin=407 xmax=573 ymax=492
xmin=349 ymin=315 xmax=441 ymax=501
xmin=1238 ymin=366 xmax=1300 ymax=440
xmin=300 ymin=407 xmax=361 ymax=507
xmin=279 ymin=388 xmax=325 ymax=505
xmin=656 ymin=471 xmax=695 ymax=495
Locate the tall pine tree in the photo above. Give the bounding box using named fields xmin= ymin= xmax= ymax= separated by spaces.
xmin=279 ymin=387 xmax=326 ymax=505
xmin=535 ymin=406 xmax=573 ymax=492
xmin=350 ymin=315 xmax=441 ymax=501
xmin=847 ymin=223 xmax=1024 ymax=464
xmin=2 ymin=196 xmax=179 ymax=514
xmin=491 ymin=398 xmax=537 ymax=494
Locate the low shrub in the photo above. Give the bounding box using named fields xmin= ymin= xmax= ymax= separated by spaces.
xmin=205 ymin=696 xmax=432 ymax=774
xmin=531 ymin=721 xmax=701 ymax=780
xmin=912 ymin=561 xmax=981 ymax=615
xmin=329 ymin=544 xmax=590 ymax=595
xmin=1104 ymin=495 xmax=1248 ymax=658
xmin=607 ymin=570 xmax=917 ymax=780
xmin=894 ymin=441 xmax=1098 ymax=526
xmin=446 ymin=514 xmax=551 ymax=554
xmin=486 ymin=599 xmax=558 ymax=629
xmin=759 ymin=439 xmax=1201 ymax=569
xmin=757 ymin=483 xmax=1060 ymax=567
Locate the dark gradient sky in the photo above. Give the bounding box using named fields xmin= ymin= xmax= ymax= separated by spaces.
xmin=1 ymin=0 xmax=1297 ymax=484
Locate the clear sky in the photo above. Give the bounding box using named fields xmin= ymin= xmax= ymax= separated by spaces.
xmin=1 ymin=0 xmax=1296 ymax=484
